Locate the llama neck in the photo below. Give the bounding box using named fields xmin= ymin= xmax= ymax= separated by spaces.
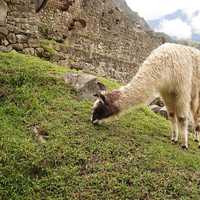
xmin=116 ymin=68 xmax=159 ymax=110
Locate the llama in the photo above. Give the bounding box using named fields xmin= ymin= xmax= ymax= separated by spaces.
xmin=91 ymin=43 xmax=200 ymax=149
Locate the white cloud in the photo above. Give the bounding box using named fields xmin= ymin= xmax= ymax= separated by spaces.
xmin=156 ymin=19 xmax=192 ymax=39
xmin=125 ymin=0 xmax=200 ymax=40
xmin=126 ymin=0 xmax=200 ymax=20
xmin=191 ymin=13 xmax=200 ymax=34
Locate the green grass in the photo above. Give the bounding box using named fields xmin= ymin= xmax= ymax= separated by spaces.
xmin=40 ymin=39 xmax=57 ymax=55
xmin=1 ymin=51 xmax=200 ymax=200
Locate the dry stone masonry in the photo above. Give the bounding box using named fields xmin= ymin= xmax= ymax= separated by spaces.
xmin=0 ymin=0 xmax=39 ymax=54
xmin=0 ymin=0 xmax=167 ymax=83
xmin=38 ymin=0 xmax=167 ymax=83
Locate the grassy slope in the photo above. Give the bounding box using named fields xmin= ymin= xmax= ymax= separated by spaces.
xmin=0 ymin=52 xmax=200 ymax=200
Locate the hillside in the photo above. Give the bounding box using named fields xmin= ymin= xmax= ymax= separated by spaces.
xmin=1 ymin=52 xmax=200 ymax=200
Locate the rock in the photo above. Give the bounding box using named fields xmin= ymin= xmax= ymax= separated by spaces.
xmin=32 ymin=125 xmax=49 ymax=143
xmin=28 ymin=38 xmax=39 ymax=48
xmin=35 ymin=0 xmax=48 ymax=13
xmin=16 ymin=34 xmax=28 ymax=43
xmin=35 ymin=47 xmax=45 ymax=56
xmin=0 ymin=27 xmax=8 ymax=36
xmin=23 ymin=48 xmax=35 ymax=55
xmin=64 ymin=72 xmax=106 ymax=100
xmin=1 ymin=39 xmax=9 ymax=46
xmin=0 ymin=0 xmax=8 ymax=25
xmin=12 ymin=43 xmax=24 ymax=51
xmin=7 ymin=33 xmax=17 ymax=44
xmin=0 ymin=45 xmax=12 ymax=52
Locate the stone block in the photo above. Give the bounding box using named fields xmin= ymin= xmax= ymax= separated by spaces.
xmin=0 ymin=26 xmax=8 ymax=36
xmin=64 ymin=72 xmax=106 ymax=100
xmin=1 ymin=39 xmax=9 ymax=46
xmin=0 ymin=0 xmax=8 ymax=25
xmin=23 ymin=48 xmax=35 ymax=55
xmin=0 ymin=45 xmax=12 ymax=52
xmin=12 ymin=43 xmax=24 ymax=51
xmin=16 ymin=34 xmax=28 ymax=43
xmin=7 ymin=33 xmax=16 ymax=43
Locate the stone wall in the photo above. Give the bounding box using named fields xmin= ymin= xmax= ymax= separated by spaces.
xmin=0 ymin=0 xmax=39 ymax=55
xmin=0 ymin=0 xmax=167 ymax=83
xmin=38 ymin=0 xmax=165 ymax=82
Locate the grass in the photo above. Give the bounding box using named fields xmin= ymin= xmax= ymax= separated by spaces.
xmin=40 ymin=39 xmax=57 ymax=56
xmin=0 ymin=51 xmax=200 ymax=200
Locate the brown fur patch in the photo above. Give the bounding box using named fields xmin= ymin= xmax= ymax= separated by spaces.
xmin=106 ymin=90 xmax=121 ymax=103
xmin=105 ymin=91 xmax=121 ymax=115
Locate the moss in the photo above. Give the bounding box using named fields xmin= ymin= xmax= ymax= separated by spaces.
xmin=97 ymin=76 xmax=121 ymax=90
xmin=40 ymin=39 xmax=57 ymax=55
xmin=1 ymin=51 xmax=200 ymax=200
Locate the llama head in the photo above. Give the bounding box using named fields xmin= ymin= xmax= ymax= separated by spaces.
xmin=91 ymin=90 xmax=121 ymax=125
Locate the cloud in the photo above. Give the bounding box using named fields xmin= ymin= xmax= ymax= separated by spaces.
xmin=125 ymin=0 xmax=200 ymax=40
xmin=126 ymin=0 xmax=200 ymax=20
xmin=191 ymin=13 xmax=200 ymax=34
xmin=156 ymin=19 xmax=192 ymax=39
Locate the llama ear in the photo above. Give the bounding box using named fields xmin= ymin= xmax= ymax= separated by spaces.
xmin=99 ymin=93 xmax=106 ymax=103
xmin=94 ymin=93 xmax=100 ymax=98
xmin=94 ymin=92 xmax=107 ymax=103
xmin=97 ymin=81 xmax=107 ymax=93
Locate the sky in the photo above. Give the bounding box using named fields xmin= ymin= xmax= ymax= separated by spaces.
xmin=125 ymin=0 xmax=200 ymax=39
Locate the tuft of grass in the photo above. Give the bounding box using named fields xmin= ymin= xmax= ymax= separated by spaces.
xmin=40 ymin=39 xmax=57 ymax=55
xmin=97 ymin=77 xmax=121 ymax=90
xmin=1 ymin=51 xmax=200 ymax=200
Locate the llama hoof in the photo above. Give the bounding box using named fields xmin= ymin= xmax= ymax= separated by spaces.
xmin=198 ymin=145 xmax=200 ymax=149
xmin=181 ymin=145 xmax=188 ymax=150
xmin=171 ymin=139 xmax=178 ymax=144
xmin=194 ymin=139 xmax=199 ymax=143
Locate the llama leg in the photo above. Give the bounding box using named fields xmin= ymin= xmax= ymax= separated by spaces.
xmin=175 ymin=93 xmax=190 ymax=149
xmin=198 ymin=133 xmax=200 ymax=148
xmin=174 ymin=118 xmax=179 ymax=142
xmin=196 ymin=132 xmax=200 ymax=147
xmin=161 ymin=93 xmax=178 ymax=142
xmin=194 ymin=130 xmax=199 ymax=142
xmin=174 ymin=87 xmax=191 ymax=149
xmin=194 ymin=126 xmax=200 ymax=147
xmin=177 ymin=116 xmax=189 ymax=149
xmin=196 ymin=132 xmax=199 ymax=142
xmin=168 ymin=112 xmax=178 ymax=143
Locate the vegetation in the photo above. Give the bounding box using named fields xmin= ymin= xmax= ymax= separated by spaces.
xmin=40 ymin=39 xmax=57 ymax=56
xmin=1 ymin=51 xmax=200 ymax=200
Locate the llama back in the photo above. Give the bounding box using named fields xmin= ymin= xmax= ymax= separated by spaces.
xmin=118 ymin=43 xmax=200 ymax=110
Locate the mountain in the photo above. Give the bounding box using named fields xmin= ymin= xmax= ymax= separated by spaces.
xmin=148 ymin=9 xmax=200 ymax=41
xmin=114 ymin=0 xmax=151 ymax=31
